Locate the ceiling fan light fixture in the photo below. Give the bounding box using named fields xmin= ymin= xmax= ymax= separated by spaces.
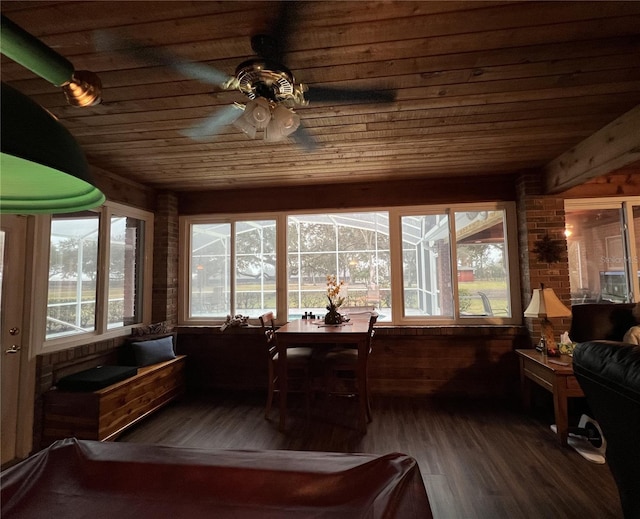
xmin=232 ymin=112 xmax=258 ymax=139
xmin=264 ymin=105 xmax=300 ymax=142
xmin=62 ymin=70 xmax=102 ymax=107
xmin=244 ymin=97 xmax=272 ymax=129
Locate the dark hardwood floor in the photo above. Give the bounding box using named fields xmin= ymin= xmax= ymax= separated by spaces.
xmin=118 ymin=391 xmax=622 ymax=519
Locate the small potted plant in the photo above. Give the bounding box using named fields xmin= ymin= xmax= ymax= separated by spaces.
xmin=325 ymin=274 xmax=345 ymax=325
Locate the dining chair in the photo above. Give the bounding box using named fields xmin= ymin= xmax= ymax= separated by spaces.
xmin=259 ymin=312 xmax=313 ymax=421
xmin=322 ymin=313 xmax=378 ymax=424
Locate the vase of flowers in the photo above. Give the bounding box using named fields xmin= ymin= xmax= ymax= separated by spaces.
xmin=324 ymin=274 xmax=345 ymax=325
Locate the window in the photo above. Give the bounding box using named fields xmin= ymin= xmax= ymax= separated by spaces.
xmin=40 ymin=202 xmax=153 ymax=348
xmin=47 ymin=212 xmax=100 ymax=337
xmin=236 ymin=220 xmax=276 ymax=315
xmin=288 ymin=213 xmax=389 ymax=319
xmin=188 ymin=220 xmax=276 ymax=319
xmin=108 ymin=214 xmax=146 ymax=328
xmin=454 ymin=210 xmax=511 ymax=318
xmin=565 ymin=197 xmax=640 ymax=304
xmin=180 ymin=203 xmax=519 ymax=325
xmin=401 ymin=212 xmax=452 ymax=317
xmin=399 ymin=208 xmax=512 ymax=320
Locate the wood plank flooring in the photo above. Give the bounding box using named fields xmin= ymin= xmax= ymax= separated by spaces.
xmin=118 ymin=391 xmax=622 ymax=519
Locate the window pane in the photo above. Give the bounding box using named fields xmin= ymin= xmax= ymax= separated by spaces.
xmin=190 ymin=223 xmax=231 ymax=317
xmin=287 ymin=213 xmax=390 ymax=320
xmin=566 ymin=208 xmax=630 ymax=303
xmin=455 ymin=210 xmax=510 ymax=317
xmin=401 ymin=213 xmax=452 ymax=317
xmin=47 ymin=213 xmax=99 ymax=338
xmin=235 ymin=220 xmax=276 ymax=317
xmin=108 ymin=215 xmax=145 ymax=328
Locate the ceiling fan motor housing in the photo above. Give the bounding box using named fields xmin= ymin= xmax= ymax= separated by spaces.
xmin=235 ymin=58 xmax=298 ymax=103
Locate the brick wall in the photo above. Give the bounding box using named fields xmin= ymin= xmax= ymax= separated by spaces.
xmin=152 ymin=191 xmax=179 ymax=325
xmin=516 ymin=171 xmax=571 ymax=344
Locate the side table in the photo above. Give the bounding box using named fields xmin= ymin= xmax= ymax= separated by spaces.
xmin=515 ymin=349 xmax=584 ymax=446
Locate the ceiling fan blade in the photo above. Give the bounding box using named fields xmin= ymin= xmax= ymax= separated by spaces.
xmin=93 ymin=30 xmax=234 ymax=87
xmin=180 ymin=104 xmax=244 ymax=140
xmin=291 ymin=122 xmax=317 ymax=152
xmin=307 ymin=86 xmax=396 ymax=104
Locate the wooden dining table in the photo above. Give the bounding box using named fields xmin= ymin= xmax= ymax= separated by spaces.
xmin=274 ymin=318 xmax=373 ymax=432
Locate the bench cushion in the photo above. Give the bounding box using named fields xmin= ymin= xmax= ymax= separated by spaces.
xmin=56 ymin=365 xmax=138 ymax=391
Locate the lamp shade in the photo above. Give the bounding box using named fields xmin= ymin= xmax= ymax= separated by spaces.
xmin=1 ymin=82 xmax=105 ymax=214
xmin=244 ymin=98 xmax=272 ymax=129
xmin=264 ymin=104 xmax=300 ymax=142
xmin=524 ymin=285 xmax=572 ymax=318
xmin=232 ymin=113 xmax=258 ymax=139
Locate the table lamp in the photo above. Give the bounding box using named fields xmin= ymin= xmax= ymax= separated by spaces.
xmin=524 ymin=283 xmax=571 ymax=354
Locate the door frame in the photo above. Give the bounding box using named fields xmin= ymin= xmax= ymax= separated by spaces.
xmin=1 ymin=215 xmax=37 ymax=466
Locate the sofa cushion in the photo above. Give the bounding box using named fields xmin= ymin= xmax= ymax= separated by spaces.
xmin=56 ymin=365 xmax=138 ymax=391
xmin=131 ymin=335 xmax=176 ymax=367
xmin=568 ymin=303 xmax=637 ymax=343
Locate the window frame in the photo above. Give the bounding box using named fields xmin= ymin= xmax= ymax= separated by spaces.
xmin=179 ymin=213 xmax=285 ymax=325
xmin=32 ymin=201 xmax=154 ymax=354
xmin=179 ymin=202 xmax=521 ymax=326
xmin=389 ymin=202 xmax=521 ymax=325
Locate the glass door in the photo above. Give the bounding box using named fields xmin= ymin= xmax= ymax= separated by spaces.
xmin=565 ymin=198 xmax=640 ymax=304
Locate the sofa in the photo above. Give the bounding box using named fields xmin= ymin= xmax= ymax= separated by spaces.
xmin=571 ymin=303 xmax=640 ymax=519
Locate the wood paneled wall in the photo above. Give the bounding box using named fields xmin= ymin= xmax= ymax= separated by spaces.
xmin=178 ymin=174 xmax=517 ymax=214
xmin=176 ymin=325 xmax=529 ymax=399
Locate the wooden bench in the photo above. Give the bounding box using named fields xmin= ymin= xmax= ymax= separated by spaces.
xmin=43 ymin=355 xmax=186 ymax=445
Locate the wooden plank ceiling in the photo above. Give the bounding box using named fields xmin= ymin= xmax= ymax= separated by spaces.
xmin=2 ymin=1 xmax=640 ymax=193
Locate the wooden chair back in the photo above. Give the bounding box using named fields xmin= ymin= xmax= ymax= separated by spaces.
xmin=259 ymin=311 xmax=277 ymax=358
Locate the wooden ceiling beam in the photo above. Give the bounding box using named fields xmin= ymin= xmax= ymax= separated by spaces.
xmin=544 ymin=105 xmax=640 ymax=193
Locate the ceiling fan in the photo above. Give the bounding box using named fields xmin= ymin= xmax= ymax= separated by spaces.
xmin=95 ymin=4 xmax=395 ymax=150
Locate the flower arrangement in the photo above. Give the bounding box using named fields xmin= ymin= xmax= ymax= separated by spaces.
xmin=326 ymin=274 xmax=345 ymax=309
xmin=325 ymin=275 xmax=344 ymax=324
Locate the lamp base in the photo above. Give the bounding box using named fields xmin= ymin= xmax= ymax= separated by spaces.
xmin=541 ymin=318 xmax=560 ymax=355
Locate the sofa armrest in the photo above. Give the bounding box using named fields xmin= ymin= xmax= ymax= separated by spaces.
xmin=573 ymin=341 xmax=640 ymax=400
xmin=572 ymin=340 xmax=640 ymax=519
